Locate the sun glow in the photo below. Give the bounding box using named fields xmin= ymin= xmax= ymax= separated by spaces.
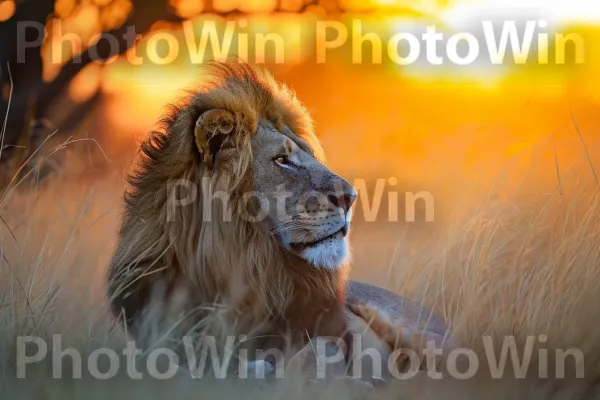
xmin=0 ymin=0 xmax=15 ymax=22
xmin=444 ymin=0 xmax=600 ymax=25
xmin=41 ymin=0 xmax=599 ymax=176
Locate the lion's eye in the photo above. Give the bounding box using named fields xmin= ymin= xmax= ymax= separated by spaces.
xmin=274 ymin=156 xmax=291 ymax=167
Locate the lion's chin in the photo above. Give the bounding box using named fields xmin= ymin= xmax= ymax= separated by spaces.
xmin=299 ymin=232 xmax=349 ymax=270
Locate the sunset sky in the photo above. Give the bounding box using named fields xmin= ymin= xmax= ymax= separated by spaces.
xmin=6 ymin=0 xmax=599 ymax=206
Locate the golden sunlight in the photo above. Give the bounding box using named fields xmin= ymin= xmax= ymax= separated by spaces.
xmin=444 ymin=0 xmax=600 ymax=24
xmin=38 ymin=0 xmax=598 ymax=178
xmin=0 ymin=0 xmax=15 ymax=22
xmin=170 ymin=0 xmax=204 ymax=19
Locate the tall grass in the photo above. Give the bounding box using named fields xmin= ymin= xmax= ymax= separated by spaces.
xmin=1 ymin=140 xmax=600 ymax=399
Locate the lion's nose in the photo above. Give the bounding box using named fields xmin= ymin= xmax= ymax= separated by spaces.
xmin=327 ymin=192 xmax=357 ymax=214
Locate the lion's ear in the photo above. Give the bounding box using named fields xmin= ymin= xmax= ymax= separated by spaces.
xmin=194 ymin=109 xmax=235 ymax=169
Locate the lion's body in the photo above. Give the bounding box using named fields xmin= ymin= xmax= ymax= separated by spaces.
xmin=106 ymin=62 xmax=447 ymax=364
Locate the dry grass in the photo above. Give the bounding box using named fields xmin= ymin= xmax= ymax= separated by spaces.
xmin=1 ymin=134 xmax=600 ymax=399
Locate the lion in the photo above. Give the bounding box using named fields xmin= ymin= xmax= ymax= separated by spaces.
xmin=106 ymin=61 xmax=448 ymax=377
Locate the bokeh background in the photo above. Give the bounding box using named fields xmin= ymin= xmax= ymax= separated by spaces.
xmin=2 ymin=2 xmax=600 ymax=398
xmin=1 ymin=0 xmax=600 ymax=355
xmin=4 ymin=0 xmax=600 ymax=277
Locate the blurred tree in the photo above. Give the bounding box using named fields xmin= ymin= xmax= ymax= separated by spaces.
xmin=0 ymin=0 xmax=184 ymax=176
xmin=0 ymin=0 xmax=446 ymax=184
xmin=0 ymin=0 xmax=53 ymax=164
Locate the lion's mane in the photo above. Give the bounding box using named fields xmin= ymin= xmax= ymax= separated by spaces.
xmin=107 ymin=62 xmax=344 ymax=341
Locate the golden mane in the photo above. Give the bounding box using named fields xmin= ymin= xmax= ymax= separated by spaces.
xmin=107 ymin=62 xmax=342 ymax=342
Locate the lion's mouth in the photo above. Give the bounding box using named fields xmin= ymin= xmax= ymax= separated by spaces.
xmin=290 ymin=225 xmax=348 ymax=250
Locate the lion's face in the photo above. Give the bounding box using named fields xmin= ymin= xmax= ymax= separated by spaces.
xmin=108 ymin=63 xmax=355 ymax=334
xmin=249 ymin=119 xmax=356 ymax=270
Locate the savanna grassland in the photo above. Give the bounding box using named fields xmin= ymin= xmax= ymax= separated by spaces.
xmin=1 ymin=62 xmax=600 ymax=399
